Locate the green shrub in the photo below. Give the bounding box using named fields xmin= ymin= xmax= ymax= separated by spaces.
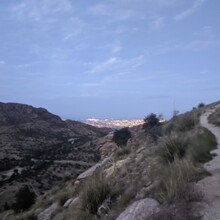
xmin=188 ymin=128 xmax=217 ymax=163
xmin=159 ymin=134 xmax=188 ymax=164
xmin=80 ymin=174 xmax=112 ymax=215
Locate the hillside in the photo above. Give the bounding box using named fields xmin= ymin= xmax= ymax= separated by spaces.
xmin=0 ymin=102 xmax=110 ymax=211
xmin=1 ymin=101 xmax=220 ymax=220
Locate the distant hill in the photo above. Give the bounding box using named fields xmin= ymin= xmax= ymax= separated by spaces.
xmin=0 ymin=102 xmax=110 ymax=209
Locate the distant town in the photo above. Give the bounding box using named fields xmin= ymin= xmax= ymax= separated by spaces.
xmin=83 ymin=118 xmax=144 ymax=128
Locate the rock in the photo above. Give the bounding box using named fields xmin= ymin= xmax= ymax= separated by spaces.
xmin=76 ymin=163 xmax=101 ymax=180
xmin=69 ymin=197 xmax=79 ymax=208
xmin=63 ymin=198 xmax=73 ymax=208
xmin=116 ymin=198 xmax=160 ymax=220
xmin=37 ymin=202 xmax=59 ymax=220
xmin=63 ymin=197 xmax=79 ymax=208
xmin=136 ymin=147 xmax=145 ymax=154
xmin=76 ymin=157 xmax=111 ymax=180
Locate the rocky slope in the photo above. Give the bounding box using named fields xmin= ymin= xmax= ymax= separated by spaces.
xmin=0 ymin=102 xmax=110 ymax=210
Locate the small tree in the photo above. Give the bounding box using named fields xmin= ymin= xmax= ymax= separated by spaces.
xmin=113 ymin=127 xmax=131 ymax=147
xmin=143 ymin=113 xmax=160 ymax=132
xmin=13 ymin=185 xmax=36 ymax=212
xmin=143 ymin=113 xmax=161 ymax=139
xmin=198 ymin=103 xmax=205 ymax=108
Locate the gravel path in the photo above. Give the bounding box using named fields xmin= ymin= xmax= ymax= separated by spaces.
xmin=196 ymin=104 xmax=220 ymax=220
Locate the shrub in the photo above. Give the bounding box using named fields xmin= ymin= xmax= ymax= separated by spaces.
xmin=13 ymin=185 xmax=36 ymax=212
xmin=173 ymin=113 xmax=197 ymax=132
xmin=143 ymin=113 xmax=162 ymax=140
xmin=114 ymin=146 xmax=131 ymax=159
xmin=80 ymin=174 xmax=112 ymax=215
xmin=159 ymin=134 xmax=188 ymax=164
xmin=208 ymin=107 xmax=220 ymax=127
xmin=143 ymin=113 xmax=160 ymax=132
xmin=113 ymin=127 xmax=131 ymax=147
xmin=188 ymin=128 xmax=217 ymax=163
xmin=198 ymin=103 xmax=205 ymax=108
xmin=155 ymin=158 xmax=197 ymax=202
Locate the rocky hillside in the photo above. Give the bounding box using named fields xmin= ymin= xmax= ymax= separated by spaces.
xmin=1 ymin=101 xmax=220 ymax=220
xmin=0 ymin=102 xmax=110 ymax=211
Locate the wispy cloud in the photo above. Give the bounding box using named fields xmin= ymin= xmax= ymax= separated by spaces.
xmin=12 ymin=0 xmax=73 ymax=21
xmin=62 ymin=17 xmax=86 ymax=40
xmin=88 ymin=3 xmax=136 ymax=21
xmin=111 ymin=45 xmax=122 ymax=54
xmin=150 ymin=16 xmax=165 ymax=29
xmin=154 ymin=26 xmax=219 ymax=54
xmin=0 ymin=60 xmax=6 ymax=65
xmin=174 ymin=0 xmax=206 ymax=21
xmin=184 ymin=38 xmax=219 ymax=51
xmin=90 ymin=56 xmax=145 ymax=73
xmin=185 ymin=26 xmax=219 ymax=51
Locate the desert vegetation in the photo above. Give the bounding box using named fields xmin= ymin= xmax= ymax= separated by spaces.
xmin=208 ymin=106 xmax=220 ymax=127
xmin=1 ymin=103 xmax=219 ymax=220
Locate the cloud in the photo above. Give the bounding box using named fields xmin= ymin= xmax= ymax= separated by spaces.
xmin=185 ymin=26 xmax=219 ymax=51
xmin=112 ymin=45 xmax=122 ymax=54
xmin=184 ymin=38 xmax=219 ymax=51
xmin=0 ymin=61 xmax=6 ymax=64
xmin=90 ymin=56 xmax=145 ymax=73
xmin=174 ymin=0 xmax=206 ymax=21
xmin=91 ymin=57 xmax=118 ymax=73
xmin=154 ymin=26 xmax=219 ymax=54
xmin=62 ymin=17 xmax=86 ymax=40
xmin=12 ymin=0 xmax=73 ymax=21
xmin=87 ymin=3 xmax=136 ymax=21
xmin=150 ymin=17 xmax=165 ymax=29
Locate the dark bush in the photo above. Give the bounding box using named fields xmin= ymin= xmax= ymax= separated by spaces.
xmin=13 ymin=185 xmax=36 ymax=212
xmin=143 ymin=113 xmax=160 ymax=132
xmin=197 ymin=103 xmax=205 ymax=108
xmin=143 ymin=113 xmax=161 ymax=139
xmin=113 ymin=127 xmax=131 ymax=147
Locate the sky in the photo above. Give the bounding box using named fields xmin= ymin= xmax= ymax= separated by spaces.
xmin=0 ymin=0 xmax=220 ymax=120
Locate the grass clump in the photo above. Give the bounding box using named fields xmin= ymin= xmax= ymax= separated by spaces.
xmin=156 ymin=158 xmax=198 ymax=203
xmin=174 ymin=113 xmax=197 ymax=132
xmin=159 ymin=134 xmax=188 ymax=164
xmin=80 ymin=173 xmax=113 ymax=215
xmin=208 ymin=107 xmax=220 ymax=127
xmin=188 ymin=127 xmax=217 ymax=163
xmin=114 ymin=146 xmax=131 ymax=159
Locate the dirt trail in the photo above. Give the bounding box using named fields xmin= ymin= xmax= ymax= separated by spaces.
xmin=196 ymin=104 xmax=220 ymax=220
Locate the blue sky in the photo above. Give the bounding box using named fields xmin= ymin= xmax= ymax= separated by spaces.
xmin=0 ymin=0 xmax=220 ymax=119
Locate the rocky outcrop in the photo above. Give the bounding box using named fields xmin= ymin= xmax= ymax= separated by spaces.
xmin=76 ymin=157 xmax=111 ymax=180
xmin=37 ymin=202 xmax=59 ymax=220
xmin=116 ymin=198 xmax=160 ymax=220
xmin=63 ymin=197 xmax=79 ymax=208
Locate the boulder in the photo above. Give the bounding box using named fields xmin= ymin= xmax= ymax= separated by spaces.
xmin=63 ymin=198 xmax=73 ymax=208
xmin=76 ymin=157 xmax=111 ymax=180
xmin=37 ymin=202 xmax=59 ymax=220
xmin=116 ymin=198 xmax=160 ymax=220
xmin=69 ymin=197 xmax=79 ymax=208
